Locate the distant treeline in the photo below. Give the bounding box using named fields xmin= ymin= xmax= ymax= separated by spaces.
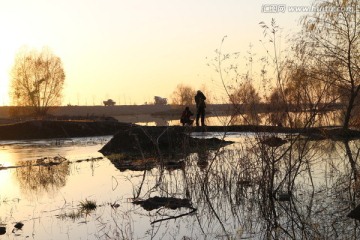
xmin=0 ymin=103 xmax=344 ymax=120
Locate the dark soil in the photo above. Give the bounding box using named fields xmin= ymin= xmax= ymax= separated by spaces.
xmin=99 ymin=125 xmax=234 ymax=159
xmin=2 ymin=119 xmax=360 ymax=143
xmin=133 ymin=196 xmax=192 ymax=211
xmin=0 ymin=120 xmax=130 ymax=140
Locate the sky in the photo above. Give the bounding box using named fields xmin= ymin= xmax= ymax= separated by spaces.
xmin=0 ymin=0 xmax=313 ymax=106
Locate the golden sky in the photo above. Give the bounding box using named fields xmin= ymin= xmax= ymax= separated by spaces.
xmin=0 ymin=0 xmax=312 ymax=106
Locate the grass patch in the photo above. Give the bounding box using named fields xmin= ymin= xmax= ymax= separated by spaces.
xmin=58 ymin=199 xmax=97 ymax=221
xmin=79 ymin=199 xmax=97 ymax=213
xmin=57 ymin=210 xmax=82 ymax=221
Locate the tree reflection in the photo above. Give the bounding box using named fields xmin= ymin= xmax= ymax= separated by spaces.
xmin=101 ymin=131 xmax=360 ymax=239
xmin=15 ymin=159 xmax=69 ymax=197
xmin=182 ymin=135 xmax=360 ymax=239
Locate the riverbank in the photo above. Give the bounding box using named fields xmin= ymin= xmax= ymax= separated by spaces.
xmin=0 ymin=104 xmax=233 ymax=119
xmin=1 ymin=119 xmax=359 ymax=141
xmin=0 ymin=120 xmax=131 ymax=140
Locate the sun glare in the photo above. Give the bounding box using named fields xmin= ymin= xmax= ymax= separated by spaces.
xmin=0 ymin=44 xmax=16 ymax=106
xmin=0 ymin=53 xmax=11 ymax=106
xmin=0 ymin=151 xmax=14 ymax=194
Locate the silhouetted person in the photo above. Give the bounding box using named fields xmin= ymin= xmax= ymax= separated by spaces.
xmin=180 ymin=106 xmax=194 ymax=126
xmin=195 ymin=90 xmax=206 ymax=126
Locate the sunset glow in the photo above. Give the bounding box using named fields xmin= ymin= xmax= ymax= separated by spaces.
xmin=0 ymin=0 xmax=311 ymax=106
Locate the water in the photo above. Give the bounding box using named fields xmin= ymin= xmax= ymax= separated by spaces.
xmin=0 ymin=133 xmax=359 ymax=239
xmin=136 ymin=110 xmax=343 ymax=127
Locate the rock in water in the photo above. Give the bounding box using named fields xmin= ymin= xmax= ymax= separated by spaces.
xmin=14 ymin=222 xmax=24 ymax=230
xmin=99 ymin=125 xmax=234 ymax=158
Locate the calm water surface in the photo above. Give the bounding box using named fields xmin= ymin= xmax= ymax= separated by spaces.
xmin=0 ymin=133 xmax=359 ymax=239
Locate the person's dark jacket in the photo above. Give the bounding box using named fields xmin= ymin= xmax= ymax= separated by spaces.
xmin=195 ymin=91 xmax=206 ymax=109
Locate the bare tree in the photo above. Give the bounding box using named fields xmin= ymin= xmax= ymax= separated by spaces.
xmin=267 ymin=62 xmax=340 ymax=127
xmin=230 ymin=81 xmax=261 ymax=106
xmin=170 ymin=84 xmax=196 ymax=106
xmin=229 ymin=81 xmax=262 ymax=124
xmin=267 ymin=87 xmax=288 ymax=126
xmin=298 ymin=0 xmax=360 ymax=130
xmin=10 ymin=47 xmax=65 ymax=116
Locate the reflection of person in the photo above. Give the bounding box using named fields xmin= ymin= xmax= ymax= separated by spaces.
xmin=195 ymin=90 xmax=206 ymax=126
xmin=197 ymin=150 xmax=209 ymax=171
xmin=180 ymin=107 xmax=194 ymax=126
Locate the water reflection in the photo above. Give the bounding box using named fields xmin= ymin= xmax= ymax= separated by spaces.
xmin=1 ymin=133 xmax=360 ymax=239
xmin=137 ymin=111 xmax=343 ymax=127
xmin=115 ymin=132 xmax=360 ymax=239
xmin=195 ymin=135 xmax=360 ymax=238
xmin=193 ymin=148 xmax=209 ymax=171
xmin=109 ymin=156 xmax=186 ymax=172
xmin=15 ymin=159 xmax=69 ymax=198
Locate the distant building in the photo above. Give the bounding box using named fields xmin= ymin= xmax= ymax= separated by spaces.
xmin=154 ymin=96 xmax=167 ymax=105
xmin=103 ymin=99 xmax=116 ymax=106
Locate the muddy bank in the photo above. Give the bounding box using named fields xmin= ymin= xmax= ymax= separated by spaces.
xmin=0 ymin=104 xmax=232 ymax=119
xmin=0 ymin=120 xmax=131 ymax=140
xmin=1 ymin=119 xmax=360 ymax=142
xmin=99 ymin=125 xmax=360 ymax=159
xmin=99 ymin=125 xmax=234 ymax=159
